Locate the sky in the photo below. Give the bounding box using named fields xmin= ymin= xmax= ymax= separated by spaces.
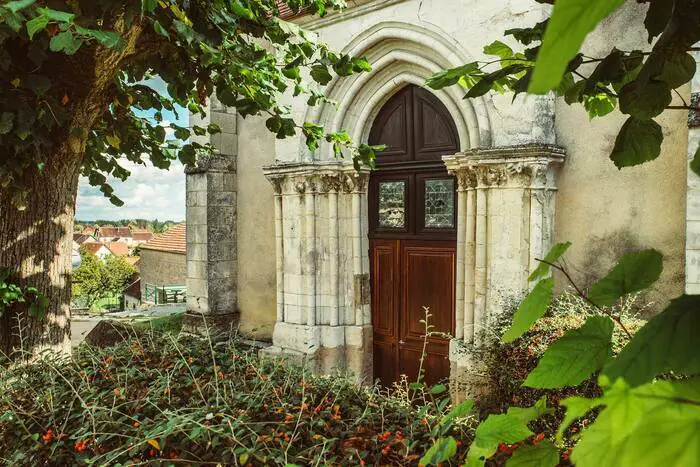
xmin=75 ymin=79 xmax=189 ymax=222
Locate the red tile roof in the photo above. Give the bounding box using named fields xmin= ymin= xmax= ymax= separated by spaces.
xmin=81 ymin=226 xmax=96 ymax=236
xmin=132 ymin=230 xmax=154 ymax=242
xmin=98 ymin=226 xmax=118 ymax=238
xmin=82 ymin=242 xmax=109 ymax=256
xmin=73 ymin=233 xmax=91 ymax=244
xmin=116 ymin=227 xmax=132 ymax=237
xmin=106 ymin=242 xmax=131 ymax=256
xmin=140 ymin=224 xmax=186 ymax=254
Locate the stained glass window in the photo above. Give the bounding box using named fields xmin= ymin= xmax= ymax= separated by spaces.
xmin=425 ymin=179 xmax=454 ymax=228
xmin=378 ymin=181 xmax=405 ymax=228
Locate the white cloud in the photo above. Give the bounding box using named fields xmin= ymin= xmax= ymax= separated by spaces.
xmin=76 ymin=159 xmax=185 ymax=221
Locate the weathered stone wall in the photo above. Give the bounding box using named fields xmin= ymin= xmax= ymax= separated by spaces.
xmin=236 ymin=115 xmax=277 ymax=339
xmin=139 ymin=249 xmax=186 ymax=301
xmin=554 ymin=2 xmax=688 ymax=311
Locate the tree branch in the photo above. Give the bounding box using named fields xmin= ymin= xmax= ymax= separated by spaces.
xmin=535 ymin=258 xmax=634 ymax=340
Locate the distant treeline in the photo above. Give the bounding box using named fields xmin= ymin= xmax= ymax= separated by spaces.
xmin=75 ymin=218 xmax=181 ymax=234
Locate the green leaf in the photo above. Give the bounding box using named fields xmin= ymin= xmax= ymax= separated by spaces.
xmin=690 ymin=145 xmax=700 ymax=178
xmin=618 ymin=81 xmax=671 ymax=119
xmin=439 ymin=399 xmax=474 ymax=427
xmin=0 ymin=112 xmax=14 ymax=135
xmin=37 ymin=7 xmax=75 ymax=23
xmin=506 ymin=440 xmax=559 ymax=467
xmin=529 ymin=0 xmax=625 ymax=93
xmin=609 ymin=117 xmax=663 ymax=168
xmin=90 ymin=30 xmax=122 ymax=48
xmin=529 ymin=241 xmax=572 ymax=282
xmin=603 ymin=294 xmax=700 ymax=387
xmin=657 ymin=53 xmax=696 ymax=89
xmin=502 ymin=278 xmax=554 ymax=343
xmin=556 ymin=396 xmax=601 ymax=442
xmin=583 ymin=92 xmax=616 ymax=119
xmin=49 ymin=31 xmax=75 ymax=52
xmin=643 ymin=0 xmax=673 ymax=43
xmin=310 ymin=65 xmax=332 ymax=85
xmin=524 ymin=316 xmax=614 ymax=388
xmin=152 ymin=20 xmax=169 ymax=37
xmin=426 ymin=62 xmax=479 ymax=90
xmin=26 ymin=14 xmax=49 ymax=39
xmin=571 ymin=378 xmax=700 ymax=467
xmin=484 ymin=40 xmax=514 ymax=59
xmin=3 ymin=0 xmax=36 ymax=13
xmin=587 ymin=249 xmax=663 ymax=306
xmin=420 ymin=437 xmax=457 ymax=466
xmin=615 ymin=401 xmax=700 ymax=466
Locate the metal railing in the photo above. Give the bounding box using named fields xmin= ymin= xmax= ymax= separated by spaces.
xmin=143 ymin=283 xmax=186 ymax=304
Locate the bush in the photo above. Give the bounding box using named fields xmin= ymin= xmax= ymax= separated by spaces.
xmin=470 ymin=290 xmax=645 ymax=454
xmin=0 ymin=331 xmax=476 ymax=466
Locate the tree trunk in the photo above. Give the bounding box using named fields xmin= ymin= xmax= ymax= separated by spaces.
xmin=0 ymin=151 xmax=82 ymax=358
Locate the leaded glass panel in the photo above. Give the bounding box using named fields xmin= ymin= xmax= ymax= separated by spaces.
xmin=378 ymin=181 xmax=405 ymax=228
xmin=425 ymin=179 xmax=454 ymax=228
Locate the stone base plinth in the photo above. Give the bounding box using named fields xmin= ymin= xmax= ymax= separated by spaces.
xmin=261 ymin=322 xmax=373 ymax=383
xmin=182 ymin=311 xmax=240 ymax=340
xmin=449 ymin=339 xmax=492 ymax=403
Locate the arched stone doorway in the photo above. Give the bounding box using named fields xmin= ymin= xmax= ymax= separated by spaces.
xmin=368 ymin=85 xmax=460 ymax=386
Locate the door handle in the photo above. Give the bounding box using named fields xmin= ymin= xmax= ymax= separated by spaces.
xmin=399 ymin=340 xmax=405 ymax=345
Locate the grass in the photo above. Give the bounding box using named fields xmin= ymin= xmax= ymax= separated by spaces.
xmin=0 ymin=330 xmax=476 ymax=466
xmin=130 ymin=312 xmax=184 ymax=334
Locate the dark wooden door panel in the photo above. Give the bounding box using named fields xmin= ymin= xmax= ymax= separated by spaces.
xmin=368 ymin=84 xmax=459 ymax=387
xmin=399 ymin=241 xmax=454 ymax=385
xmin=371 ymin=239 xmax=399 ymax=386
xmin=401 ymin=242 xmax=455 ymax=337
xmin=371 ymin=240 xmax=398 ymax=335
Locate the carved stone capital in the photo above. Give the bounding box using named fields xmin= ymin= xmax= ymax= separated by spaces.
xmin=456 ymin=171 xmax=477 ymax=191
xmin=268 ymin=175 xmax=285 ymax=195
xmin=320 ymin=174 xmax=343 ymax=193
xmin=344 ymin=172 xmax=369 ymax=193
xmin=293 ymin=180 xmax=307 ymax=195
xmin=474 ymin=166 xmax=507 ymax=187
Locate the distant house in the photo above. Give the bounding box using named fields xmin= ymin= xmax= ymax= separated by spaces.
xmin=96 ymin=225 xmax=118 ymax=243
xmin=106 ymin=242 xmax=131 ymax=257
xmin=139 ymin=224 xmax=186 ymax=304
xmin=131 ymin=228 xmax=154 ymax=245
xmin=82 ymin=242 xmax=112 ymax=261
xmin=81 ymin=226 xmax=97 ymax=237
xmin=123 ymin=277 xmax=142 ymax=310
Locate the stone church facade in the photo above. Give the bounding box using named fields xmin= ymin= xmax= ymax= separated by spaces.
xmin=184 ymin=0 xmax=697 ymax=391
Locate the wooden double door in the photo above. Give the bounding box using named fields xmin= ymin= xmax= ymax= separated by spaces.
xmin=368 ymin=85 xmax=459 ymax=387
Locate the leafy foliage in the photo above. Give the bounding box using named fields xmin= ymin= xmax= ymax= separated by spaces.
xmin=502 ymin=278 xmax=554 ymax=343
xmin=0 ymin=268 xmax=48 ymax=319
xmin=0 ymin=0 xmax=380 ymax=210
xmin=72 ymin=247 xmax=136 ymax=307
xmin=587 ymin=249 xmax=663 ymax=306
xmin=603 ymin=294 xmax=700 ymax=387
xmin=0 ymin=332 xmax=476 ymax=466
xmin=523 ymin=315 xmax=613 ymax=389
xmin=427 ymin=0 xmax=700 ymax=174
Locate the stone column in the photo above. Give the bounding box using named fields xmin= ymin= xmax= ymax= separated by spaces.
xmin=261 ymin=161 xmax=372 ymax=381
xmin=184 ymin=100 xmax=239 ymax=337
xmin=685 ymin=48 xmax=700 ymax=293
xmin=444 ymin=144 xmax=565 ymax=399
